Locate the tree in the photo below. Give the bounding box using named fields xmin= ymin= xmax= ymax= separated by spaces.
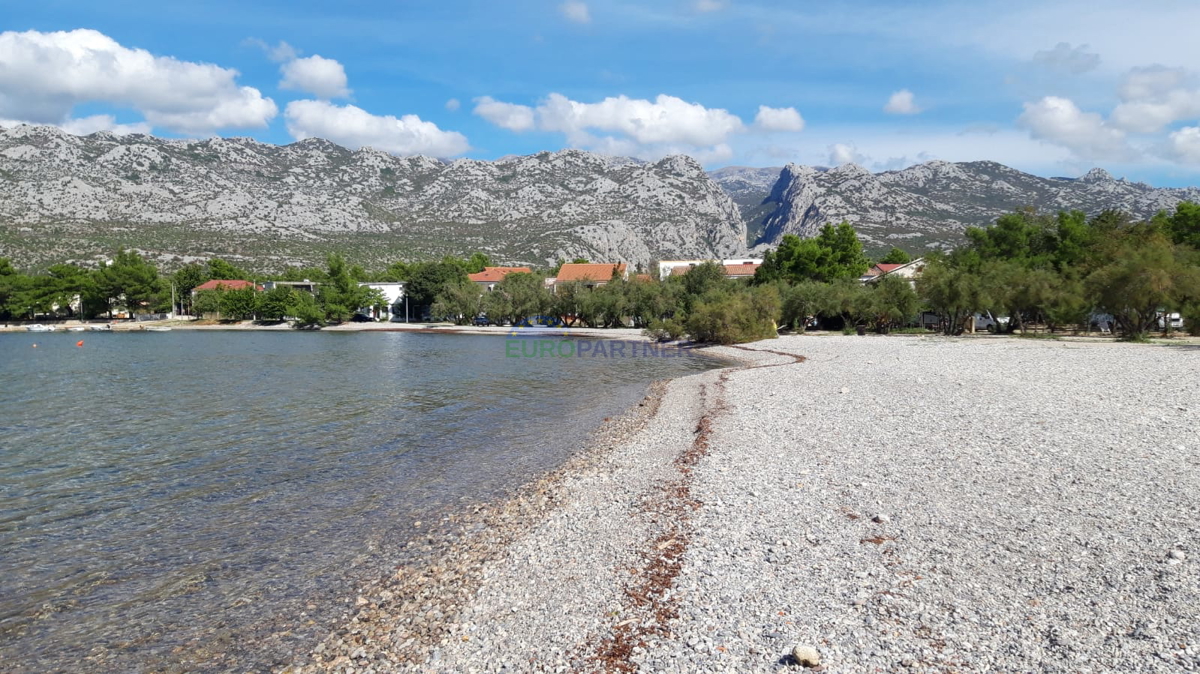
xmin=407 ymin=262 xmax=469 ymax=314
xmin=173 ymin=263 xmax=208 ymax=316
xmin=433 ymin=280 xmax=484 ymax=324
xmin=319 ymin=253 xmax=373 ymax=322
xmin=769 ymin=223 xmax=870 ymax=283
xmin=878 ymin=247 xmax=912 ymax=265
xmin=1086 ymin=234 xmax=1199 ymax=340
xmin=257 ymin=285 xmax=294 ymax=321
xmin=867 ymin=274 xmax=919 ymax=331
xmin=682 ymin=261 xmax=729 ymax=307
xmin=1162 ymin=201 xmax=1200 ymax=250
xmin=93 ymin=250 xmax=163 ymax=318
xmin=466 ymin=252 xmax=493 ymax=274
xmin=288 ymin=290 xmax=325 ymax=328
xmin=493 ymin=272 xmax=551 ymax=325
xmin=685 ymin=289 xmax=778 ymax=345
xmin=916 ymin=258 xmax=988 ymax=335
xmin=206 ymin=258 xmax=247 ymax=280
xmin=780 ymin=281 xmax=827 ymax=331
xmin=219 ymin=286 xmax=258 ymax=321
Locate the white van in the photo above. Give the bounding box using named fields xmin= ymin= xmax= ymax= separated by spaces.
xmin=1157 ymin=312 xmax=1184 ymax=330
xmin=973 ymin=312 xmax=1010 ymax=333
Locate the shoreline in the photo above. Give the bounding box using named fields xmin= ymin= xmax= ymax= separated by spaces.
xmin=285 ymin=335 xmax=1199 ymax=672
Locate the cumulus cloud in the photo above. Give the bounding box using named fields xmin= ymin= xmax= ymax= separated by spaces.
xmin=1109 ymin=66 xmax=1200 ymax=133
xmin=284 ymin=100 xmax=469 ymax=157
xmin=279 ymin=54 xmax=350 ymax=99
xmin=1168 ymin=126 xmax=1200 ymax=164
xmin=1032 ymin=42 xmax=1100 ymax=75
xmin=445 ymin=98 xmax=461 ymax=112
xmin=883 ymin=89 xmax=921 ymax=115
xmin=754 ymin=106 xmax=805 ymax=132
xmin=828 ymin=143 xmax=869 ymax=166
xmin=560 ymin=1 xmax=591 ymax=23
xmin=472 ymin=92 xmax=760 ymax=161
xmin=0 ymin=29 xmax=276 ymax=134
xmin=472 ymin=96 xmax=536 ymax=131
xmin=1017 ymin=96 xmax=1134 ymax=161
xmin=60 ymin=115 xmax=152 ymax=136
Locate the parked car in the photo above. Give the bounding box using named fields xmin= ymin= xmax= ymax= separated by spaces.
xmin=1157 ymin=312 xmax=1184 ymax=330
xmin=973 ymin=312 xmax=1010 ymax=333
xmin=473 ymin=314 xmax=490 ymax=326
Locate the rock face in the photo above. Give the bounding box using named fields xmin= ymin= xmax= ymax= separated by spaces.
xmin=717 ymin=160 xmax=1200 ymax=252
xmin=0 ymin=125 xmax=747 ymax=270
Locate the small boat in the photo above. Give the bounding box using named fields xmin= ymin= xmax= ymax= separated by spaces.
xmin=67 ymin=327 xmax=87 ymax=332
xmin=143 ymin=326 xmax=173 ymax=332
xmin=89 ymin=324 xmax=112 ymax=332
xmin=25 ymin=324 xmax=55 ymax=332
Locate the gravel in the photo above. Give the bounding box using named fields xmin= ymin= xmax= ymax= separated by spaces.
xmin=292 ymin=335 xmax=1200 ymax=673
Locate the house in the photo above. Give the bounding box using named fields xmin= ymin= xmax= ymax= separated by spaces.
xmin=860 ymin=258 xmax=925 ymax=285
xmin=468 ymin=266 xmax=532 ymax=291
xmin=357 ymin=282 xmax=407 ymax=321
xmin=722 ymin=262 xmax=761 ymax=279
xmin=262 ymin=280 xmax=319 ymax=295
xmin=657 ymin=258 xmax=763 ymax=280
xmin=193 ymin=279 xmax=260 ymax=293
xmin=554 ymin=263 xmax=628 ymax=289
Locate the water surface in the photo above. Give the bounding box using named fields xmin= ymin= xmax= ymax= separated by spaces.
xmin=0 ymin=330 xmax=721 ymax=671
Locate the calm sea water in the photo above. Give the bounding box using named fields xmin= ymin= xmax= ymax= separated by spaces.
xmin=0 ymin=330 xmax=722 ymax=672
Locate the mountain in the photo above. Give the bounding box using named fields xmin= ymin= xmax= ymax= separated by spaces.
xmin=726 ymin=160 xmax=1200 ymax=253
xmin=0 ymin=125 xmax=746 ymax=271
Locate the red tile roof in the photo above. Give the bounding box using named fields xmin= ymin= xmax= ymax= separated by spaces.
xmin=723 ymin=263 xmax=761 ymax=277
xmin=555 ymin=263 xmax=627 ymax=283
xmin=669 ymin=266 xmax=691 ymax=276
xmin=468 ymin=266 xmax=532 ymax=283
xmin=634 ymin=273 xmax=653 ymax=283
xmin=194 ymin=279 xmax=258 ymax=292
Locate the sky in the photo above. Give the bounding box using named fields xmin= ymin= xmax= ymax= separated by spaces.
xmin=4 ymin=0 xmax=1200 ymax=185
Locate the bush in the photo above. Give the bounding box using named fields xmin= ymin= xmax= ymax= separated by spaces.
xmin=684 ymin=290 xmax=778 ymax=345
xmin=1184 ymin=302 xmax=1200 ymax=336
xmin=643 ymin=318 xmax=686 ymax=342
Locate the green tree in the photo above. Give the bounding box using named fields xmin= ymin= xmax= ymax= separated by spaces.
xmin=867 ymin=274 xmax=919 ymax=332
xmin=93 ymin=250 xmax=163 ymax=318
xmin=916 ymin=258 xmax=988 ymax=335
xmin=492 ymin=272 xmax=551 ymax=325
xmin=407 ymin=262 xmax=469 ymax=314
xmin=433 ymin=279 xmax=484 ymax=324
xmin=877 ymin=247 xmax=912 ymax=265
xmin=193 ymin=290 xmax=221 ymax=316
xmin=780 ymin=280 xmax=828 ymax=331
xmin=685 ymin=289 xmax=778 ymax=345
xmin=288 ymin=290 xmax=325 ymax=328
xmin=219 ymin=286 xmax=258 ymax=321
xmin=173 ymin=263 xmax=208 ymax=316
xmin=1086 ymin=234 xmax=1200 ymax=340
xmin=1162 ymin=201 xmax=1200 ymax=249
xmin=206 ymin=258 xmax=247 ymax=280
xmin=466 ymin=252 xmax=493 ymax=274
xmin=257 ymin=285 xmax=294 ymax=321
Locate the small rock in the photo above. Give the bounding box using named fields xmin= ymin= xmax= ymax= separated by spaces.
xmin=872 ymin=514 xmax=891 ymax=524
xmin=840 ymin=387 xmax=849 ymax=394
xmin=1169 ymin=549 xmax=1186 ymax=561
xmin=792 ymin=645 xmax=821 ymax=667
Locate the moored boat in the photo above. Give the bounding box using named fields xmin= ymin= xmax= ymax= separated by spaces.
xmin=143 ymin=326 xmax=173 ymax=332
xmin=25 ymin=324 xmax=54 ymax=332
xmin=89 ymin=324 xmax=112 ymax=332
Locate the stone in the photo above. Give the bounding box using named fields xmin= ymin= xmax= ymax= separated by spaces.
xmin=872 ymin=514 xmax=891 ymax=524
xmin=792 ymin=645 xmax=821 ymax=667
xmin=1169 ymin=549 xmax=1186 ymax=561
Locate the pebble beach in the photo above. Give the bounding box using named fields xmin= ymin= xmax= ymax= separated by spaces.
xmin=287 ymin=334 xmax=1199 ymax=673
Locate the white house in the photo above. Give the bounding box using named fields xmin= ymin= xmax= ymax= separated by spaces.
xmin=658 ymin=258 xmax=763 ymax=281
xmin=357 ymin=282 xmax=407 ymax=321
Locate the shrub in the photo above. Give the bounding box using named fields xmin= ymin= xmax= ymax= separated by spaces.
xmin=684 ymin=290 xmax=778 ymax=345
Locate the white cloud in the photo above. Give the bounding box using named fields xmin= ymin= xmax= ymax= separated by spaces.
xmin=244 ymin=38 xmax=298 ymax=63
xmin=1168 ymin=126 xmax=1200 ymax=163
xmin=883 ymin=89 xmax=922 ymax=115
xmin=828 ymin=143 xmax=869 ymax=166
xmin=59 ymin=115 xmax=152 ymax=136
xmin=279 ymin=55 xmax=350 ymax=99
xmin=284 ymin=100 xmax=469 ymax=157
xmin=445 ymin=98 xmax=461 ymax=112
xmin=472 ymin=96 xmax=536 ymax=131
xmin=0 ymin=29 xmax=276 ymax=134
xmin=472 ymin=92 xmax=758 ymax=161
xmin=694 ymin=0 xmax=726 ymax=12
xmin=1017 ymin=96 xmax=1134 ymax=161
xmin=560 ymin=1 xmax=591 ymax=23
xmin=754 ymin=106 xmax=805 ymax=132
xmin=1032 ymin=42 xmax=1100 ymax=74
xmin=1109 ymin=66 xmax=1200 ymax=133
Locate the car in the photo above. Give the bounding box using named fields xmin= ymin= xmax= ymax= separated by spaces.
xmin=1157 ymin=312 xmax=1184 ymax=330
xmin=973 ymin=312 xmax=1010 ymax=333
xmin=473 ymin=314 xmax=490 ymax=326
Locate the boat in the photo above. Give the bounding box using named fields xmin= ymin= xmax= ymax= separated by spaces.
xmin=89 ymin=324 xmax=112 ymax=332
xmin=25 ymin=324 xmax=55 ymax=332
xmin=143 ymin=326 xmax=173 ymax=332
xmin=67 ymin=327 xmax=87 ymax=332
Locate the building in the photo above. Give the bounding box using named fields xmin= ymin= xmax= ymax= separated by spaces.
xmin=357 ymin=282 xmax=407 ymax=321
xmin=262 ymin=280 xmax=319 ymax=294
xmin=657 ymin=258 xmax=763 ymax=280
xmin=193 ymin=279 xmax=260 ymax=293
xmin=467 ymin=267 xmax=532 ymax=291
xmin=860 ymin=258 xmax=925 ymax=285
xmin=722 ymin=262 xmax=761 ymax=279
xmin=554 ymin=263 xmax=628 ymax=289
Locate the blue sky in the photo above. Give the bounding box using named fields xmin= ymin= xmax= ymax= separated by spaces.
xmin=5 ymin=0 xmax=1200 ymax=185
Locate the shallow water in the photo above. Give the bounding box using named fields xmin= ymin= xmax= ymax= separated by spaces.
xmin=0 ymin=330 xmax=721 ymax=671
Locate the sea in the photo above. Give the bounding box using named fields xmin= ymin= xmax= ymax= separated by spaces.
xmin=0 ymin=329 xmax=723 ymax=671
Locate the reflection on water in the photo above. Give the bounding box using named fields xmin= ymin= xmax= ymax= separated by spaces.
xmin=0 ymin=330 xmax=721 ymax=671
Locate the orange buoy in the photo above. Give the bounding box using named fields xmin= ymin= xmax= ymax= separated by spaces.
xmin=76 ymin=340 xmax=84 ymax=347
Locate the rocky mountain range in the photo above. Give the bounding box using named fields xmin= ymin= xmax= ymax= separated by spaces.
xmin=2 ymin=124 xmax=1199 ymax=272
xmin=0 ymin=125 xmax=745 ymax=271
xmin=711 ymin=161 xmax=1200 ymax=252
